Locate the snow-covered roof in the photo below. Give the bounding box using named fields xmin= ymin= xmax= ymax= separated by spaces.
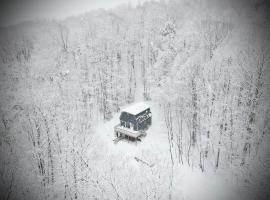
xmin=122 ymin=102 xmax=150 ymax=115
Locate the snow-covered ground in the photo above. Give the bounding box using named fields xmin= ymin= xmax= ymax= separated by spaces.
xmin=87 ymin=101 xmax=246 ymax=200
xmin=92 ymin=102 xmax=168 ymax=161
xmin=1 ymin=1 xmax=269 ymax=199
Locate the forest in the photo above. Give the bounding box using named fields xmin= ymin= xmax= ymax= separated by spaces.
xmin=0 ymin=0 xmax=270 ymax=199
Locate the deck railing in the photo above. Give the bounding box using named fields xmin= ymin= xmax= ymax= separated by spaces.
xmin=114 ymin=124 xmax=145 ymax=139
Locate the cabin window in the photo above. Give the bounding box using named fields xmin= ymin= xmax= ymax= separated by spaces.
xmin=120 ymin=120 xmax=125 ymax=127
xmin=121 ymin=120 xmax=131 ymax=129
xmin=134 ymin=123 xmax=138 ymax=131
xmin=126 ymin=122 xmax=130 ymax=128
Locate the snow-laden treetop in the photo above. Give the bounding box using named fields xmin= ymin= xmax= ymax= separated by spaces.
xmin=122 ymin=102 xmax=150 ymax=115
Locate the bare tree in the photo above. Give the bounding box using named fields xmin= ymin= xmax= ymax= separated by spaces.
xmin=58 ymin=24 xmax=69 ymax=52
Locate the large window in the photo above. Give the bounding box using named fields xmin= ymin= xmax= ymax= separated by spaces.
xmin=121 ymin=120 xmax=125 ymax=127
xmin=126 ymin=122 xmax=130 ymax=128
xmin=121 ymin=121 xmax=130 ymax=128
xmin=134 ymin=123 xmax=138 ymax=131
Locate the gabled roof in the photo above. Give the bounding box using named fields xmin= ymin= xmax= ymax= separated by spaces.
xmin=122 ymin=102 xmax=150 ymax=115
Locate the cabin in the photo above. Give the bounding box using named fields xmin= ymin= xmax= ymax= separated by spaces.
xmin=114 ymin=102 xmax=152 ymax=142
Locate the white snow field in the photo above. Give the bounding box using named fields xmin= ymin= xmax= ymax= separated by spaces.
xmin=88 ymin=101 xmax=245 ymax=200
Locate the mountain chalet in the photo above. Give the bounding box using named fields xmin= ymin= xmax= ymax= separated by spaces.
xmin=114 ymin=102 xmax=152 ymax=142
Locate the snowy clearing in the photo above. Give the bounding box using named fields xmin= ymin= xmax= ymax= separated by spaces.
xmin=0 ymin=0 xmax=270 ymax=199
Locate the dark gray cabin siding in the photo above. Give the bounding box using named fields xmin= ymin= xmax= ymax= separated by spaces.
xmin=120 ymin=112 xmax=137 ymax=125
xmin=120 ymin=108 xmax=151 ymax=131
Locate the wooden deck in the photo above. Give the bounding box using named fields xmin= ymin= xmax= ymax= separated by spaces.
xmin=114 ymin=124 xmax=146 ymax=141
